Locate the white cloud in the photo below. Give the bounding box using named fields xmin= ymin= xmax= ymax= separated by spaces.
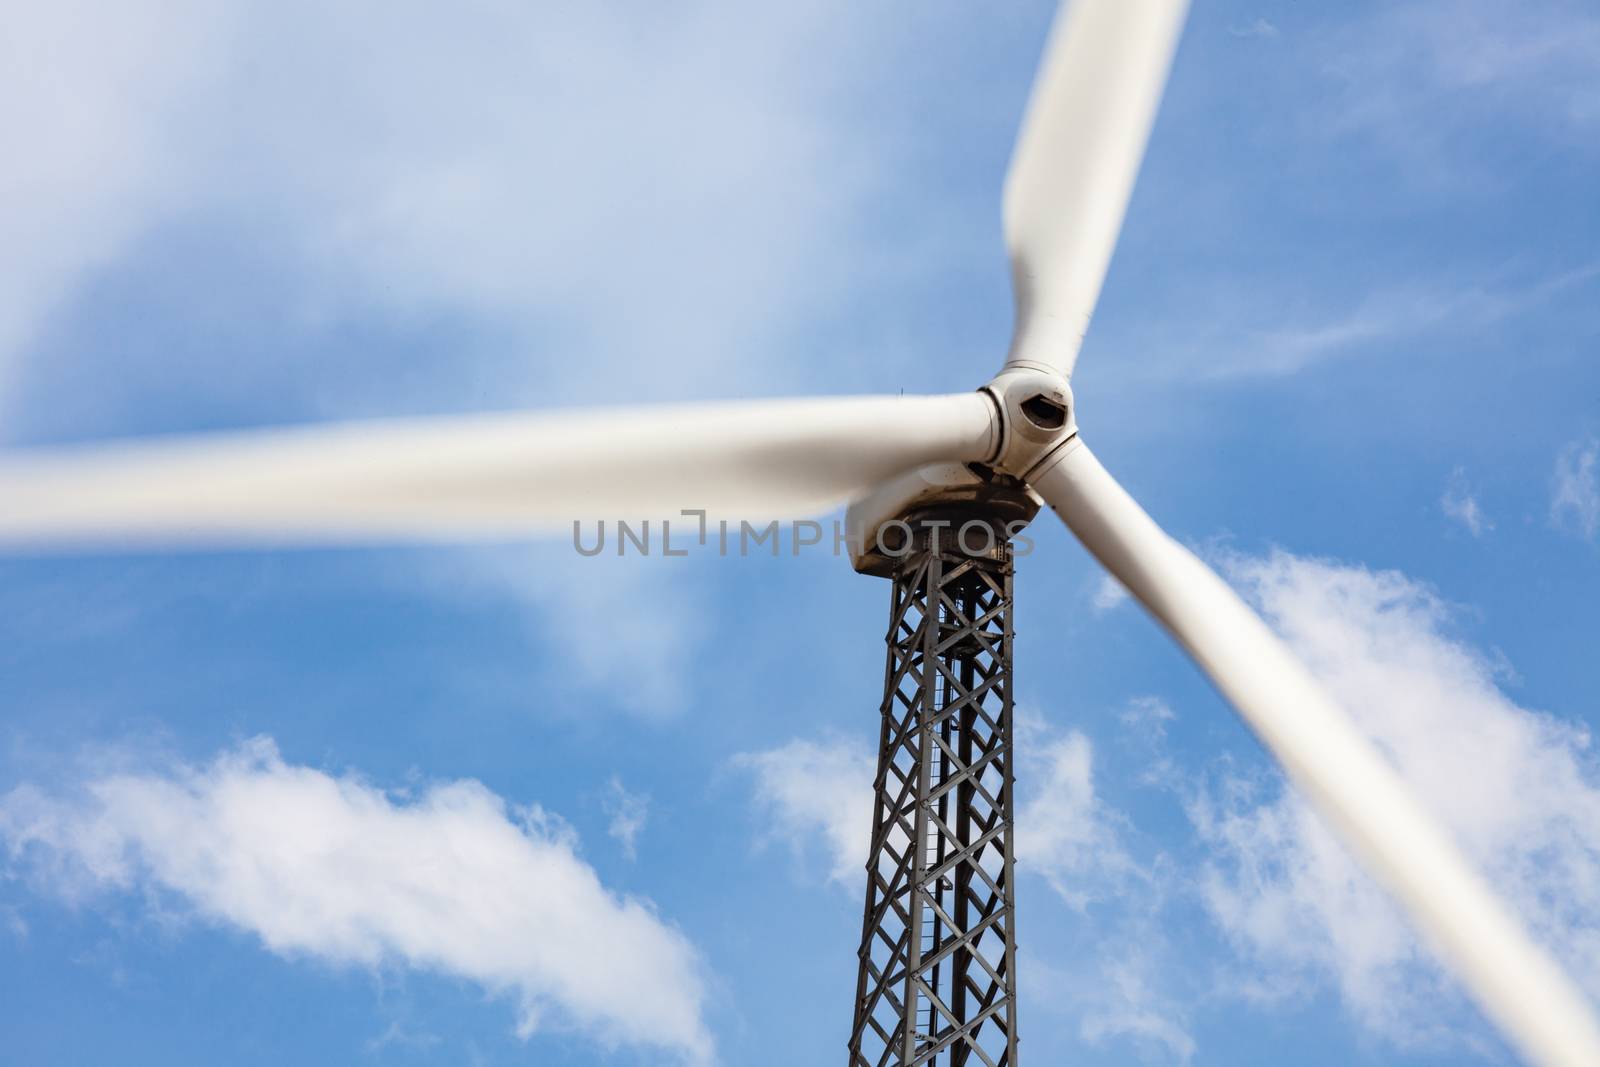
xmin=0 ymin=739 xmax=713 ymax=1064
xmin=1119 ymin=695 xmax=1175 ymax=732
xmin=0 ymin=0 xmax=228 ymax=402
xmin=1028 ymin=936 xmax=1195 ymax=1065
xmin=1108 ymin=264 xmax=1598 ymax=386
xmin=1015 ymin=720 xmax=1191 ymax=1059
xmin=406 ymin=546 xmax=707 ymax=717
xmin=602 ymin=776 xmax=650 ymax=861
xmin=1194 ymin=550 xmax=1600 ymax=1049
xmin=1013 ymin=710 xmax=1192 ymax=1060
xmin=1324 ymin=1 xmax=1600 ymax=168
xmin=0 ymin=0 xmax=944 ymax=423
xmin=739 ymin=718 xmax=1192 ymax=1059
xmin=1015 ymin=731 xmax=1136 ymax=910
xmin=1210 ymin=267 xmax=1594 ymax=380
xmin=1091 ymin=571 xmax=1130 ymax=613
xmin=733 ymin=738 xmax=874 ymax=885
xmin=1552 ymin=436 xmax=1600 ymax=540
xmin=1229 ymin=18 xmax=1279 ymax=41
xmin=736 ymin=724 xmax=1136 ymax=906
xmin=0 ymin=0 xmax=928 ymax=711
xmin=1113 ymin=697 xmax=1184 ymax=796
xmin=1076 ymin=951 xmax=1197 ymax=1063
xmin=734 ymin=551 xmax=1600 ymax=1061
xmin=0 ymin=903 xmax=25 ymax=940
xmin=204 ymin=0 xmax=902 ymax=403
xmin=364 ymin=1021 xmax=441 ymax=1055
xmin=1441 ymin=466 xmax=1492 ymax=536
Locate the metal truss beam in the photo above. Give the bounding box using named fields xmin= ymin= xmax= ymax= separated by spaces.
xmin=848 ymin=524 xmax=1020 ymax=1067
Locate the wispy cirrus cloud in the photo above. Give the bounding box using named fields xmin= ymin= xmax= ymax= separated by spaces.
xmin=1090 ymin=571 xmax=1130 ymax=613
xmin=1094 ymin=1 xmax=1600 ymax=390
xmin=1196 ymin=551 xmax=1600 ymax=1051
xmin=601 ymin=775 xmax=650 ymax=861
xmin=1321 ymin=0 xmax=1600 ymax=174
xmin=1228 ymin=18 xmax=1279 ymax=41
xmin=1102 ymin=262 xmax=1599 ymax=386
xmin=1198 ymin=265 xmax=1595 ymax=382
xmin=1552 ymin=436 xmax=1600 ymax=541
xmin=1071 ymin=949 xmax=1195 ymax=1063
xmin=0 ymin=739 xmax=713 ymax=1064
xmin=1441 ymin=466 xmax=1493 ymax=537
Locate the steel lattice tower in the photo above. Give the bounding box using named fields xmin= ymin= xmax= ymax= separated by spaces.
xmin=848 ymin=521 xmax=1020 ymax=1066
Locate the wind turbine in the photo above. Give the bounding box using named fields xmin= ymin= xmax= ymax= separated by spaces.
xmin=0 ymin=1 xmax=1595 ymax=1065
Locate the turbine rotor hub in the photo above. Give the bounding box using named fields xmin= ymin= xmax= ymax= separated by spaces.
xmin=980 ymin=367 xmax=1078 ymax=479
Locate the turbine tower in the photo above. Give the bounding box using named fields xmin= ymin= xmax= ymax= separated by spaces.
xmin=1 ymin=3 xmax=1597 ymax=1066
xmin=846 ymin=480 xmax=1036 ymax=1065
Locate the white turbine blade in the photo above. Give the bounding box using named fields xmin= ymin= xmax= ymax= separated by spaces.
xmin=1031 ymin=437 xmax=1600 ymax=1067
xmin=0 ymin=393 xmax=998 ymax=548
xmin=1003 ymin=0 xmax=1189 ymax=378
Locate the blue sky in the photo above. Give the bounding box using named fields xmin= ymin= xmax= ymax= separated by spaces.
xmin=2 ymin=1 xmax=1599 ymax=1064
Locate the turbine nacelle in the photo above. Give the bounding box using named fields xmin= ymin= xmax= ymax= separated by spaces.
xmin=842 ymin=463 xmax=1038 ymax=577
